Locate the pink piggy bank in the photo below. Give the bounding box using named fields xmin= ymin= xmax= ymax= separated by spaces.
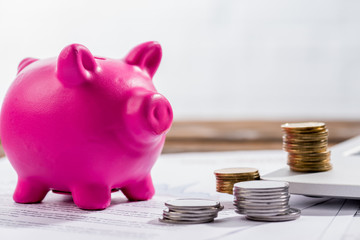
xmin=0 ymin=42 xmax=173 ymax=210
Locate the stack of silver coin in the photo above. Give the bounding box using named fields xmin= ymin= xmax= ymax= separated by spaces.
xmin=233 ymin=180 xmax=301 ymax=222
xmin=159 ymin=198 xmax=224 ymax=224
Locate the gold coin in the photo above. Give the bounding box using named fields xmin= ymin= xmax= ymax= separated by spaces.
xmin=288 ymin=161 xmax=332 ymax=167
xmin=215 ymin=175 xmax=260 ymax=180
xmin=283 ymin=130 xmax=327 ymax=136
xmin=289 ymin=164 xmax=332 ymax=172
xmin=216 ymin=184 xmax=234 ymax=189
xmin=216 ymin=181 xmax=237 ymax=185
xmin=216 ymin=189 xmax=233 ymax=192
xmin=216 ymin=180 xmax=258 ymax=184
xmin=282 ymin=127 xmax=327 ymax=132
xmin=288 ymin=153 xmax=330 ymax=158
xmin=283 ymin=135 xmax=328 ymax=144
xmin=288 ymin=156 xmax=330 ymax=162
xmin=283 ymin=144 xmax=328 ymax=149
xmin=289 ymin=150 xmax=330 ymax=157
xmin=281 ymin=121 xmax=326 ymax=128
xmin=285 ymin=148 xmax=328 ymax=154
xmin=214 ymin=167 xmax=259 ymax=175
xmin=290 ymin=163 xmax=332 ymax=168
xmin=284 ymin=141 xmax=328 ymax=147
xmin=288 ymin=156 xmax=330 ymax=163
xmin=287 ymin=143 xmax=329 ymax=148
xmin=288 ymin=152 xmax=330 ymax=157
xmin=284 ymin=144 xmax=328 ymax=150
xmin=283 ymin=136 xmax=328 ymax=143
xmin=284 ymin=136 xmax=328 ymax=142
xmin=284 ymin=147 xmax=328 ymax=154
xmin=216 ymin=182 xmax=246 ymax=187
xmin=216 ymin=186 xmax=233 ymax=190
xmin=283 ymin=130 xmax=328 ymax=138
xmin=216 ymin=190 xmax=233 ymax=194
xmin=285 ymin=138 xmax=328 ymax=144
xmin=281 ymin=122 xmax=326 ymax=130
xmin=288 ymin=161 xmax=331 ymax=167
xmin=215 ymin=173 xmax=259 ymax=178
xmin=216 ymin=178 xmax=259 ymax=182
xmin=216 ymin=178 xmax=254 ymax=181
xmin=216 ymin=187 xmax=234 ymax=192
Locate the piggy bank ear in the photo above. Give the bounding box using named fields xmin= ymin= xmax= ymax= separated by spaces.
xmin=57 ymin=44 xmax=97 ymax=87
xmin=17 ymin=58 xmax=38 ymax=73
xmin=125 ymin=41 xmax=162 ymax=79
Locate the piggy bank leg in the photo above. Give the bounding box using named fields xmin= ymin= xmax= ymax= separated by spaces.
xmin=122 ymin=174 xmax=155 ymax=201
xmin=72 ymin=184 xmax=111 ymax=210
xmin=13 ymin=178 xmax=49 ymax=203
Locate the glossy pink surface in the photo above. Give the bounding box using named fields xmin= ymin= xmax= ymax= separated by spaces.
xmin=0 ymin=42 xmax=173 ymax=210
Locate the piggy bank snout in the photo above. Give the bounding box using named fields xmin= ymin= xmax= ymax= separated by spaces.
xmin=147 ymin=94 xmax=173 ymax=135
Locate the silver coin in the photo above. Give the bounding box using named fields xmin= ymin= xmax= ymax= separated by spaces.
xmin=234 ymin=204 xmax=289 ymax=211
xmin=233 ymin=186 xmax=289 ymax=192
xmin=163 ymin=210 xmax=218 ymax=219
xmin=234 ymin=201 xmax=289 ymax=207
xmin=165 ymin=199 xmax=221 ymax=209
xmin=159 ymin=217 xmax=214 ymax=224
xmin=233 ymin=190 xmax=289 ymax=195
xmin=234 ymin=193 xmax=289 ymax=198
xmin=167 ymin=206 xmax=223 ymax=215
xmin=233 ymin=188 xmax=289 ymax=194
xmin=234 ymin=195 xmax=290 ymax=202
xmin=234 ymin=203 xmax=289 ymax=210
xmin=234 ymin=195 xmax=289 ymax=200
xmin=234 ymin=180 xmax=289 ymax=191
xmin=236 ymin=204 xmax=289 ymax=211
xmin=167 ymin=209 xmax=220 ymax=215
xmin=167 ymin=207 xmax=219 ymax=211
xmin=234 ymin=199 xmax=289 ymax=205
xmin=234 ymin=199 xmax=288 ymax=204
xmin=235 ymin=201 xmax=289 ymax=206
xmin=245 ymin=208 xmax=301 ymax=222
xmin=236 ymin=210 xmax=289 ymax=217
xmin=234 ymin=206 xmax=289 ymax=212
xmin=235 ymin=207 xmax=290 ymax=216
xmin=163 ymin=214 xmax=216 ymax=222
xmin=167 ymin=206 xmax=222 ymax=211
xmin=233 ymin=188 xmax=289 ymax=196
xmin=233 ymin=188 xmax=288 ymax=194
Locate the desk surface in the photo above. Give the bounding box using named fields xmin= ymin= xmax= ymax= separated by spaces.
xmin=1 ymin=120 xmax=360 ymax=157
xmin=0 ymin=149 xmax=359 ymax=240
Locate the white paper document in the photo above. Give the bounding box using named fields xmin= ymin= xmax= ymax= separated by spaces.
xmin=0 ymin=150 xmax=359 ymax=240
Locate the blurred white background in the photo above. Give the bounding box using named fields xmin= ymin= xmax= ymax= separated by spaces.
xmin=1 ymin=0 xmax=360 ymax=120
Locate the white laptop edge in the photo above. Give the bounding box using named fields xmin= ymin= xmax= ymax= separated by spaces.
xmin=262 ymin=135 xmax=360 ymax=199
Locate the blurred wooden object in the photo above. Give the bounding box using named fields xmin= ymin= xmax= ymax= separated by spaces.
xmin=0 ymin=144 xmax=3 ymax=158
xmin=1 ymin=121 xmax=360 ymax=157
xmin=162 ymin=121 xmax=360 ymax=153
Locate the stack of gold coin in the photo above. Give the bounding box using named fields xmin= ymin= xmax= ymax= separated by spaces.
xmin=214 ymin=167 xmax=260 ymax=194
xmin=281 ymin=122 xmax=332 ymax=172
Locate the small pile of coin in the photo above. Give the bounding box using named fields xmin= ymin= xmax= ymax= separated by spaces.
xmin=214 ymin=167 xmax=260 ymax=194
xmin=233 ymin=180 xmax=301 ymax=222
xmin=159 ymin=198 xmax=224 ymax=224
xmin=281 ymin=122 xmax=332 ymax=172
